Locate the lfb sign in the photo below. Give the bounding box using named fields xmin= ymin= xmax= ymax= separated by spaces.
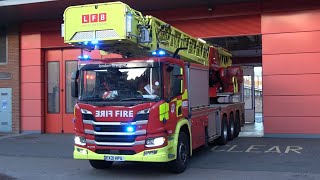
xmin=82 ymin=13 xmax=106 ymax=23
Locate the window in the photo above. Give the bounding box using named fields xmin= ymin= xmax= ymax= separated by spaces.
xmin=0 ymin=26 xmax=7 ymax=64
xmin=243 ymin=75 xmax=253 ymax=109
xmin=48 ymin=62 xmax=60 ymax=113
xmin=82 ymin=71 xmax=97 ymax=93
xmin=65 ymin=61 xmax=78 ymax=113
xmin=79 ymin=65 xmax=162 ymax=102
xmin=164 ymin=64 xmax=182 ymax=99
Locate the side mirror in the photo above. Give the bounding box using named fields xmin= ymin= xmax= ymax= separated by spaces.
xmin=71 ymin=70 xmax=79 ymax=98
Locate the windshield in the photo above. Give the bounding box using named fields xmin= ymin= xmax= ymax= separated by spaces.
xmin=79 ymin=64 xmax=162 ymax=102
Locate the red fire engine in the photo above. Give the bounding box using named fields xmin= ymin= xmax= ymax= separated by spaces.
xmin=63 ymin=1 xmax=245 ymax=173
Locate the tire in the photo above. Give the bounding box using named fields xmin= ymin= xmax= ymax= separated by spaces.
xmin=228 ymin=114 xmax=235 ymax=140
xmin=89 ymin=160 xmax=113 ymax=169
xmin=234 ymin=112 xmax=241 ymax=138
xmin=218 ymin=116 xmax=228 ymax=145
xmin=168 ymin=131 xmax=189 ymax=173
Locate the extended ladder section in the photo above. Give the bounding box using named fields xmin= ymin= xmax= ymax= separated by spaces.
xmin=63 ymin=1 xmax=231 ymax=66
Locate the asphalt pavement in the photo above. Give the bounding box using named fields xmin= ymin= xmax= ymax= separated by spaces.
xmin=0 ymin=134 xmax=320 ymax=180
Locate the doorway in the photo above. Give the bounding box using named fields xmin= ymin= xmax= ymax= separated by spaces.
xmin=241 ymin=66 xmax=264 ymax=137
xmin=0 ymin=88 xmax=12 ymax=132
xmin=205 ymin=35 xmax=263 ymax=137
xmin=243 ymin=66 xmax=255 ymax=123
xmin=45 ymin=49 xmax=79 ymax=133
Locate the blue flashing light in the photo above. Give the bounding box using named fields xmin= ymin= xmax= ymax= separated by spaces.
xmin=151 ymin=50 xmax=166 ymax=56
xmin=84 ymin=41 xmax=88 ymax=45
xmin=158 ymin=50 xmax=165 ymax=56
xmin=91 ymin=40 xmax=99 ymax=45
xmin=78 ymin=55 xmax=91 ymax=60
xmin=126 ymin=126 xmax=134 ymax=133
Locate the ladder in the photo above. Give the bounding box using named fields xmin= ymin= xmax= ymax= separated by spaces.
xmin=63 ymin=1 xmax=231 ymax=66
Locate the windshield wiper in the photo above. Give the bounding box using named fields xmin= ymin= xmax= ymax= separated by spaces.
xmin=80 ymin=97 xmax=119 ymax=101
xmin=120 ymin=97 xmax=144 ymax=101
xmin=80 ymin=97 xmax=101 ymax=101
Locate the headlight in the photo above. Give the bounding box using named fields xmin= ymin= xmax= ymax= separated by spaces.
xmin=145 ymin=137 xmax=165 ymax=147
xmin=81 ymin=109 xmax=92 ymax=114
xmin=81 ymin=109 xmax=94 ymax=120
xmin=74 ymin=136 xmax=86 ymax=146
xmin=137 ymin=108 xmax=150 ymax=114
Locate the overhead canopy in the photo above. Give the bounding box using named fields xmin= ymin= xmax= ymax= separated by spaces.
xmin=0 ymin=0 xmax=257 ymax=24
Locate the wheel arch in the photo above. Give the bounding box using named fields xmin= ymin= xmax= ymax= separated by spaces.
xmin=174 ymin=119 xmax=192 ymax=157
xmin=223 ymin=113 xmax=228 ymax=122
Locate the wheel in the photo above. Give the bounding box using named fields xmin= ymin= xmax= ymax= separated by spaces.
xmin=228 ymin=114 xmax=235 ymax=140
xmin=218 ymin=116 xmax=228 ymax=145
xmin=168 ymin=131 xmax=189 ymax=173
xmin=89 ymin=160 xmax=113 ymax=169
xmin=234 ymin=112 xmax=241 ymax=138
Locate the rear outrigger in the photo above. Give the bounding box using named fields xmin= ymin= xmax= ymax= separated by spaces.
xmin=63 ymin=1 xmax=245 ymax=173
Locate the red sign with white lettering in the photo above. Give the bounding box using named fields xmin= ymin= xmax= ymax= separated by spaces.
xmin=82 ymin=13 xmax=107 ymax=23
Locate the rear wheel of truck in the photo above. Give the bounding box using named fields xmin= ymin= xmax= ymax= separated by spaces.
xmin=218 ymin=116 xmax=228 ymax=145
xmin=168 ymin=131 xmax=189 ymax=174
xmin=89 ymin=160 xmax=113 ymax=169
xmin=234 ymin=112 xmax=241 ymax=138
xmin=227 ymin=114 xmax=235 ymax=140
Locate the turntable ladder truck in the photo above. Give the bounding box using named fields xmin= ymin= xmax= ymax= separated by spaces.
xmin=63 ymin=1 xmax=245 ymax=173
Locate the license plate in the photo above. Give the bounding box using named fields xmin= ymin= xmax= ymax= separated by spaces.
xmin=104 ymin=155 xmax=125 ymax=161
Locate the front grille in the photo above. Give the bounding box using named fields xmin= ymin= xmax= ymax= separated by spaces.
xmin=95 ymin=149 xmax=135 ymax=155
xmin=94 ymin=125 xmax=136 ymax=132
xmin=95 ymin=135 xmax=136 ymax=143
xmin=83 ymin=114 xmax=148 ymax=147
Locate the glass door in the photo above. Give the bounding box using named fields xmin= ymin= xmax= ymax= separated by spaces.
xmin=45 ymin=49 xmax=79 ymax=133
xmin=62 ymin=50 xmax=79 ymax=133
xmin=242 ymin=66 xmax=255 ymax=123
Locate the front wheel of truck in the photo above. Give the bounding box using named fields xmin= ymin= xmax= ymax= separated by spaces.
xmin=168 ymin=131 xmax=189 ymax=174
xmin=89 ymin=160 xmax=113 ymax=169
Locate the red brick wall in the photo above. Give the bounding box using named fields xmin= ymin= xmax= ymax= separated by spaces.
xmin=0 ymin=26 xmax=20 ymax=133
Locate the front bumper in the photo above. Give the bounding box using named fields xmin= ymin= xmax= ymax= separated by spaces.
xmin=74 ymin=145 xmax=175 ymax=162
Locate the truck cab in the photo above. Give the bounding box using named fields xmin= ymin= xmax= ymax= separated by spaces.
xmin=72 ymin=57 xmax=191 ymax=172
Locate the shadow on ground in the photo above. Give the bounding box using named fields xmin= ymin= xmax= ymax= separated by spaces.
xmin=0 ymin=173 xmax=16 ymax=180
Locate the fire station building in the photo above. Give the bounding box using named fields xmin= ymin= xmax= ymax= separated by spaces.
xmin=0 ymin=0 xmax=320 ymax=137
